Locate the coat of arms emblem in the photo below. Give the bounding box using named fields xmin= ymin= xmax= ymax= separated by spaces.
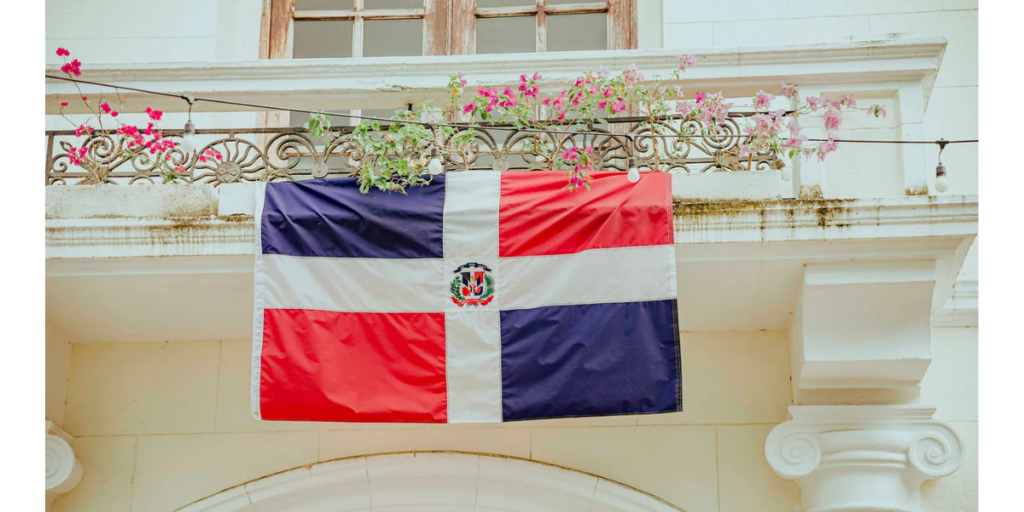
xmin=450 ymin=262 xmax=495 ymax=307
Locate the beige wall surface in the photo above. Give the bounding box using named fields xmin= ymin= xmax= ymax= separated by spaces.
xmin=51 ymin=327 xmax=978 ymax=512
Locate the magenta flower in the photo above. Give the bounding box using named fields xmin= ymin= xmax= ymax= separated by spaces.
xmin=56 ymin=47 xmax=70 ymax=57
xmin=532 ymin=73 xmax=542 ymax=81
xmin=145 ymin=107 xmax=163 ymax=121
xmin=100 ymin=102 xmax=112 ymax=114
xmin=584 ymin=146 xmax=595 ymax=156
xmin=611 ymin=98 xmax=627 ymax=114
xmin=59 ymin=101 xmax=68 ymax=107
xmin=463 ymin=103 xmax=475 ymax=114
xmin=695 ymin=92 xmax=706 ymax=103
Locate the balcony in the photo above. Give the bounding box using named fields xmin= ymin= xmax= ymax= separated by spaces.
xmin=44 ymin=35 xmax=977 ymax=341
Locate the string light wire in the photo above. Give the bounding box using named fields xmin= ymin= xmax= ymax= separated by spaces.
xmin=45 ymin=74 xmax=979 ymax=146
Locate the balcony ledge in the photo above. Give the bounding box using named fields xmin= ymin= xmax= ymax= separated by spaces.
xmin=45 ymin=34 xmax=946 ymax=115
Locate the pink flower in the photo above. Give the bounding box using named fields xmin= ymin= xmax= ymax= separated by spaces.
xmin=60 ymin=101 xmax=68 ymax=107
xmin=584 ymin=146 xmax=595 ymax=156
xmin=695 ymin=92 xmax=706 ymax=103
xmin=806 ymin=96 xmax=821 ymax=110
xmin=502 ymin=87 xmax=514 ymax=98
xmin=678 ymin=54 xmax=697 ymax=70
xmin=595 ymin=66 xmax=610 ymax=77
xmin=110 ymin=111 xmax=118 ymax=117
xmin=869 ymin=104 xmax=887 ymax=119
xmin=458 ymin=72 xmax=467 ymax=87
xmin=611 ymin=98 xmax=627 ymax=114
xmin=823 ymin=106 xmax=842 ymax=131
xmin=463 ymin=103 xmax=475 ymax=114
xmin=557 ymin=111 xmax=567 ymax=121
xmin=80 ymin=95 xmax=86 ymax=101
xmin=174 ymin=166 xmax=186 ymax=174
xmin=74 ymin=125 xmax=93 ymax=137
xmin=100 ymin=103 xmax=112 ymax=114
xmin=145 ymin=107 xmax=163 ymax=121
xmin=754 ymin=90 xmax=775 ymax=110
xmin=780 ymin=82 xmax=798 ymax=99
xmin=598 ymin=100 xmax=609 ymax=110
xmin=542 ymin=98 xmax=552 ymax=106
xmin=145 ymin=123 xmax=154 ymax=135
xmin=561 ymin=148 xmax=580 ymax=161
xmin=532 ymin=73 xmax=542 ymax=81
xmin=622 ymin=64 xmax=645 ymax=85
xmin=675 ymin=101 xmax=693 ymax=117
xmin=839 ymin=93 xmax=856 ymax=108
xmin=56 ymin=47 xmax=70 ymax=57
xmin=603 ymin=86 xmax=614 ymax=98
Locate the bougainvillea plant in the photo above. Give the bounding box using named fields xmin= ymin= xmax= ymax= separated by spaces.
xmin=54 ymin=48 xmax=222 ymax=184
xmin=309 ymin=54 xmax=886 ymax=193
xmin=55 ymin=47 xmax=885 ymax=192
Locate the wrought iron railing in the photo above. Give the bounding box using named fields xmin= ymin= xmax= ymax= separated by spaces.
xmin=45 ymin=114 xmax=784 ymax=186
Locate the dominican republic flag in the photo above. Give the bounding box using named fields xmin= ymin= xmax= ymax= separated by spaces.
xmin=251 ymin=171 xmax=681 ymax=423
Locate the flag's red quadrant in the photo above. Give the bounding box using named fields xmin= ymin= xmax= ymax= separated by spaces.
xmin=259 ymin=309 xmax=447 ymax=422
xmin=498 ymin=171 xmax=674 ymax=257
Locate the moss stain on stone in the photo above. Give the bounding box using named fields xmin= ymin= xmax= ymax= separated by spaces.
xmin=672 ymin=196 xmax=856 ymax=229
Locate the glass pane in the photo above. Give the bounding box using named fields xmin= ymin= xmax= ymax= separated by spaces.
xmin=478 ymin=0 xmax=534 ymax=7
xmin=547 ymin=13 xmax=606 ymax=52
xmin=293 ymin=20 xmax=354 ymax=58
xmin=477 ymin=16 xmax=535 ymax=54
xmin=364 ymin=0 xmax=425 ymax=8
xmin=364 ymin=19 xmax=424 ymax=57
xmin=295 ymin=0 xmax=351 ymax=9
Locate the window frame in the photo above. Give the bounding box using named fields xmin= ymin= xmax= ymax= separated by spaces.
xmin=260 ymin=0 xmax=637 ymax=59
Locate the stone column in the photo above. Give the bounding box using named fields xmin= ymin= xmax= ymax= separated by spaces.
xmin=766 ymin=406 xmax=964 ymax=512
xmin=46 ymin=421 xmax=82 ymax=512
xmin=769 ymin=260 xmax=966 ymax=512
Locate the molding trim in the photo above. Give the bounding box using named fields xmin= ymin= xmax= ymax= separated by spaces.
xmin=175 ymin=451 xmax=682 ymax=512
xmin=766 ymin=406 xmax=965 ymax=512
xmin=46 ymin=35 xmax=947 ymax=115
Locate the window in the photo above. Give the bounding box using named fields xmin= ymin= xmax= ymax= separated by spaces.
xmin=262 ymin=0 xmax=636 ymax=60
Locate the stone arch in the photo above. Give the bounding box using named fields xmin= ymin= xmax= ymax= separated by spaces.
xmin=176 ymin=451 xmax=683 ymax=512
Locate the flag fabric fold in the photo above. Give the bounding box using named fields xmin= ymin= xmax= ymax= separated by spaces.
xmin=252 ymin=170 xmax=681 ymax=423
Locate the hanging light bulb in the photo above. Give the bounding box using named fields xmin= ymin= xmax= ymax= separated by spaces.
xmin=428 ymin=147 xmax=444 ymax=175
xmin=180 ymin=120 xmax=196 ymax=154
xmin=934 ymin=139 xmax=949 ymax=193
xmin=627 ymin=158 xmax=640 ymax=183
xmin=935 ymin=162 xmax=949 ymax=193
xmin=180 ymin=94 xmax=197 ymax=154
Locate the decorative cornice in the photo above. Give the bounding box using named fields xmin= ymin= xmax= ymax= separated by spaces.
xmin=766 ymin=406 xmax=965 ymax=512
xmin=45 ymin=35 xmax=946 ymax=115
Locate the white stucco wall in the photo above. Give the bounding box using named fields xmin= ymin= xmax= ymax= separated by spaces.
xmin=50 ymin=327 xmax=977 ymax=512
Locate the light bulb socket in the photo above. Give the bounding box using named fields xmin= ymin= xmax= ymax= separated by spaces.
xmin=430 ymin=147 xmax=440 ymax=159
xmin=627 ymin=157 xmax=638 ymax=170
xmin=936 ymin=162 xmax=946 ymax=178
xmin=183 ymin=120 xmax=195 ymax=136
